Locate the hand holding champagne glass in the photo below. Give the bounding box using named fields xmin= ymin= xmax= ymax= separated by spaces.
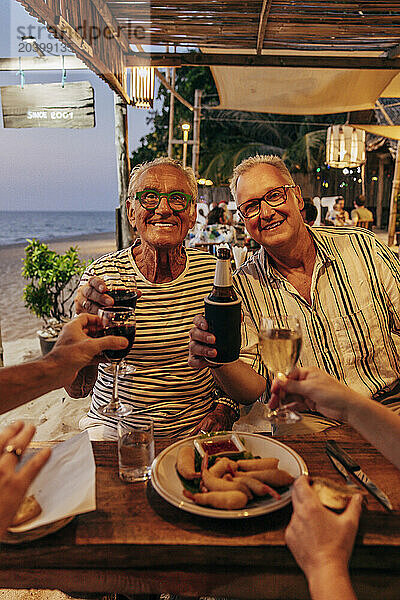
xmin=98 ymin=306 xmax=136 ymax=418
xmin=258 ymin=315 xmax=302 ymax=424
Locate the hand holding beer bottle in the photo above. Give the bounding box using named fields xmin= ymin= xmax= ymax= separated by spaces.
xmin=189 ymin=247 xmax=241 ymax=368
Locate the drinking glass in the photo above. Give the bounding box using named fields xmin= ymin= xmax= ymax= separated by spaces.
xmin=103 ymin=273 xmax=138 ymax=376
xmin=118 ymin=420 xmax=155 ymax=482
xmin=98 ymin=306 xmax=136 ymax=418
xmin=258 ymin=315 xmax=302 ymax=424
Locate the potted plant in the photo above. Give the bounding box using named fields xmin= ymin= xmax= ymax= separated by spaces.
xmin=22 ymin=239 xmax=88 ymax=355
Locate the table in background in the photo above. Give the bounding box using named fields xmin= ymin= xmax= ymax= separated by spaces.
xmin=0 ymin=426 xmax=399 ymax=599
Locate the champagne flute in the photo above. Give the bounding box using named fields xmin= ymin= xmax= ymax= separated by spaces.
xmin=258 ymin=315 xmax=302 ymax=424
xmin=98 ymin=306 xmax=136 ymax=418
xmin=103 ymin=273 xmax=138 ymax=376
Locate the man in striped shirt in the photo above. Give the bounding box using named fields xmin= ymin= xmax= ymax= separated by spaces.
xmin=68 ymin=158 xmax=239 ymax=439
xmin=189 ymin=155 xmax=400 ymax=432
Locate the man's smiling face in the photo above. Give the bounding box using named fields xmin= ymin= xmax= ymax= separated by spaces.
xmin=127 ymin=165 xmax=196 ymax=250
xmin=236 ymin=164 xmax=305 ymax=254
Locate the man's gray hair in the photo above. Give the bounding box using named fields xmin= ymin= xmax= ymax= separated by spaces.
xmin=230 ymin=155 xmax=294 ymax=201
xmin=128 ymin=157 xmax=198 ymax=200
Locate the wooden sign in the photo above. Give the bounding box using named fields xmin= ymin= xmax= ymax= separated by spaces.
xmin=1 ymin=82 xmax=95 ymax=129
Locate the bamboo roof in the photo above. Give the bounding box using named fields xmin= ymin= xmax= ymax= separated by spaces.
xmin=13 ymin=1 xmax=400 ymax=109
xmin=110 ymin=0 xmax=400 ymax=53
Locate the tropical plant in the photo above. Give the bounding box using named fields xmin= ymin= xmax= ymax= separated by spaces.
xmin=22 ymin=239 xmax=88 ymax=333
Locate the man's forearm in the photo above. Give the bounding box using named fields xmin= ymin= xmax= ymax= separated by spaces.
xmin=64 ymin=365 xmax=98 ymax=398
xmin=0 ymin=356 xmax=65 ymax=414
xmin=211 ymin=359 xmax=266 ymax=404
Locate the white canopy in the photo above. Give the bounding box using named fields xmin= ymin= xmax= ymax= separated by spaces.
xmin=202 ymin=49 xmax=400 ymax=115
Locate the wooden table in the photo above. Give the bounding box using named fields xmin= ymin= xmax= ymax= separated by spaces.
xmin=1 ymin=427 xmax=399 ymax=599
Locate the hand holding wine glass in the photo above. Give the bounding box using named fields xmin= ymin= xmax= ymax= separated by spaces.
xmin=97 ymin=306 xmax=136 ymax=418
xmin=258 ymin=315 xmax=302 ymax=424
xmin=101 ymin=273 xmax=138 ymax=376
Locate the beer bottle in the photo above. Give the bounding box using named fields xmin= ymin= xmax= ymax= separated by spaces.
xmin=204 ymin=247 xmax=242 ymax=364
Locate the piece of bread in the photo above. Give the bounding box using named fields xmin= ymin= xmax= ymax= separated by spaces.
xmin=10 ymin=495 xmax=42 ymax=527
xmin=310 ymin=477 xmax=366 ymax=512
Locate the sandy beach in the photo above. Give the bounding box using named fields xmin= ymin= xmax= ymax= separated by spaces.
xmin=0 ymin=231 xmax=116 ymax=442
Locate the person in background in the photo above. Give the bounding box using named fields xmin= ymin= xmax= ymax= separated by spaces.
xmin=270 ymin=367 xmax=400 ymax=600
xmin=301 ymin=198 xmax=318 ymax=227
xmin=0 ymin=314 xmax=128 ymax=537
xmin=351 ymin=194 xmax=373 ymax=228
xmin=337 ymin=196 xmax=351 ymax=224
xmin=219 ymin=200 xmax=233 ymax=225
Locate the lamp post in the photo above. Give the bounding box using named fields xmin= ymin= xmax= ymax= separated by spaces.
xmin=181 ymin=122 xmax=191 ymax=168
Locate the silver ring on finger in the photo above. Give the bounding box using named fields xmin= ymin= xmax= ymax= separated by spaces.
xmin=83 ymin=299 xmax=90 ymax=311
xmin=4 ymin=445 xmax=23 ymax=461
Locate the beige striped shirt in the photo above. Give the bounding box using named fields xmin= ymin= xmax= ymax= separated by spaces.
xmin=80 ymin=246 xmax=218 ymax=438
xmin=234 ymin=226 xmax=400 ymax=403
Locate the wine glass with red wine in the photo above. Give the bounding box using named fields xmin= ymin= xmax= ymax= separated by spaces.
xmin=97 ymin=306 xmax=136 ymax=418
xmin=103 ymin=274 xmax=138 ymax=376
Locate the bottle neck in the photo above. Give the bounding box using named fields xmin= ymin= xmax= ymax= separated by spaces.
xmin=214 ymin=258 xmax=232 ymax=288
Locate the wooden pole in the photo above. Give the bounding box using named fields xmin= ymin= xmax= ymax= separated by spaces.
xmin=361 ymin=162 xmax=366 ymax=197
xmin=376 ymin=155 xmax=385 ymax=229
xmin=388 ymin=142 xmax=400 ymax=246
xmin=168 ymin=68 xmax=176 ymax=158
xmin=114 ymin=93 xmax=132 ymax=249
xmin=192 ymin=89 xmax=202 ymax=177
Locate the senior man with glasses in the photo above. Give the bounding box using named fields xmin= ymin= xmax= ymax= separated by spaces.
xmin=189 ymin=155 xmax=400 ymax=434
xmin=67 ymin=158 xmax=239 ymax=440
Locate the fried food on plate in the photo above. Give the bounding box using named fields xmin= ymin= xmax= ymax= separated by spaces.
xmin=10 ymin=495 xmax=42 ymax=527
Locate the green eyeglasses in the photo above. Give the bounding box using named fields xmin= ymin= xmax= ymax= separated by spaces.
xmin=238 ymin=184 xmax=297 ymax=219
xmin=134 ymin=190 xmax=193 ymax=212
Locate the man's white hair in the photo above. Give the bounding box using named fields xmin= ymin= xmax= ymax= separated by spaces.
xmin=128 ymin=157 xmax=198 ymax=200
xmin=230 ymin=155 xmax=294 ymax=201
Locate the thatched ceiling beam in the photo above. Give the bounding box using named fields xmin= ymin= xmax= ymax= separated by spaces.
xmin=90 ymin=0 xmax=131 ymax=53
xmin=125 ymin=51 xmax=400 ymax=70
xmin=256 ymin=0 xmax=272 ymax=55
xmin=382 ymin=43 xmax=400 ymax=59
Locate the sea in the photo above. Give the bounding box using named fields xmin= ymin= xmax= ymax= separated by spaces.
xmin=0 ymin=211 xmax=115 ymax=247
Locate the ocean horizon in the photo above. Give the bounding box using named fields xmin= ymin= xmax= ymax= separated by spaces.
xmin=0 ymin=210 xmax=115 ymax=247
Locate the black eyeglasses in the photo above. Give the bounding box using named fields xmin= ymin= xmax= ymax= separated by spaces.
xmin=237 ymin=184 xmax=297 ymax=219
xmin=134 ymin=190 xmax=192 ymax=212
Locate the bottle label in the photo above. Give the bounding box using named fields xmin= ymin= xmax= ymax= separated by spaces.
xmin=214 ymin=259 xmax=232 ymax=287
xmin=204 ymin=296 xmax=242 ymax=364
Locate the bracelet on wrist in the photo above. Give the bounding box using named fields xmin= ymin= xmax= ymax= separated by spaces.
xmin=213 ymin=397 xmax=241 ymax=420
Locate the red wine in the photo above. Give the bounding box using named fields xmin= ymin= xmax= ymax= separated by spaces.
xmin=103 ymin=324 xmax=136 ymax=361
xmin=107 ymin=289 xmax=138 ymax=309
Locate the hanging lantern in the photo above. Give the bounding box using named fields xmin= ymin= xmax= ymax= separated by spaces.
xmin=326 ymin=125 xmax=365 ymax=169
xmin=130 ymin=67 xmax=155 ymax=109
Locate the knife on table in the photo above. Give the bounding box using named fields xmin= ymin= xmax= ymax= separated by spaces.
xmin=327 ymin=452 xmax=361 ymax=489
xmin=326 ymin=440 xmax=393 ymax=511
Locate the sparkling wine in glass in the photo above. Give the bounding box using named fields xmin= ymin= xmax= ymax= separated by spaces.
xmin=98 ymin=306 xmax=136 ymax=418
xmin=258 ymin=315 xmax=302 ymax=424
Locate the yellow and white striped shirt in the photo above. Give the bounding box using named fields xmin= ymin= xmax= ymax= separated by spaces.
xmin=234 ymin=226 xmax=400 ymax=405
xmin=80 ymin=246 xmax=217 ymax=438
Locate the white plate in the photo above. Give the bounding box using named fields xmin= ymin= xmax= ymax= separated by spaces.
xmin=151 ymin=433 xmax=308 ymax=519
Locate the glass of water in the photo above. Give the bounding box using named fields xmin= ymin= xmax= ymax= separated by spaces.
xmin=117 ymin=420 xmax=155 ymax=482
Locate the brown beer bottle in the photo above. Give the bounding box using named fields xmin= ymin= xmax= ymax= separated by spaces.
xmin=204 ymin=247 xmax=241 ymax=363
